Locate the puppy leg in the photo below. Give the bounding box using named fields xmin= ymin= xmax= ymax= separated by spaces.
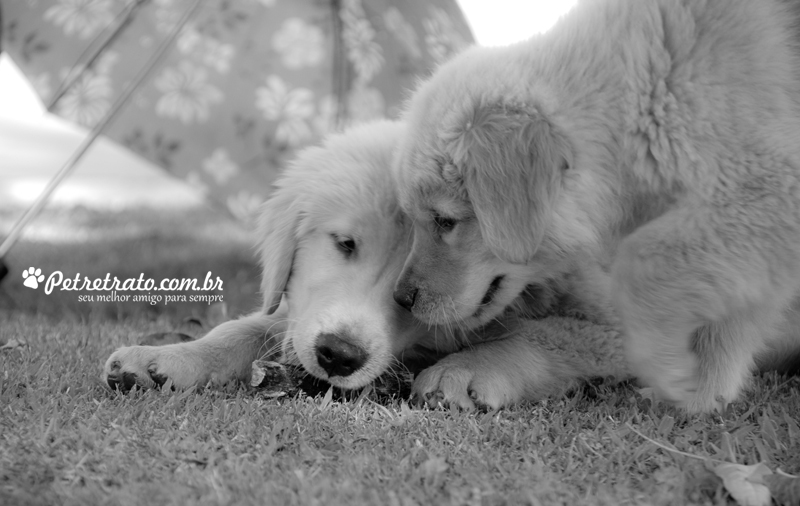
xmin=690 ymin=312 xmax=783 ymax=412
xmin=104 ymin=309 xmax=287 ymax=392
xmin=612 ymin=205 xmax=798 ymax=413
xmin=756 ymin=297 xmax=800 ymax=375
xmin=413 ymin=316 xmax=629 ymax=410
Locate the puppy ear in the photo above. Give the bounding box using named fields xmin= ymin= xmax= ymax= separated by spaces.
xmin=256 ymin=187 xmax=299 ymax=314
xmin=447 ymin=104 xmax=571 ymax=263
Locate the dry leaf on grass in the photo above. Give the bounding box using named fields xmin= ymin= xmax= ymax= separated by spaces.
xmin=713 ymin=462 xmax=772 ymax=506
xmin=0 ymin=338 xmax=27 ymax=351
xmin=635 ymin=387 xmax=657 ymax=404
xmin=629 ymin=423 xmax=799 ymax=506
xmin=250 ymin=360 xmax=302 ymax=398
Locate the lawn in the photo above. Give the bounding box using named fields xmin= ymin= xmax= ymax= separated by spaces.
xmin=1 ymin=206 xmax=798 ymax=506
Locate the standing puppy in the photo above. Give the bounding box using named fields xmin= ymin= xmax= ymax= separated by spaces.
xmin=393 ymin=0 xmax=800 ymax=413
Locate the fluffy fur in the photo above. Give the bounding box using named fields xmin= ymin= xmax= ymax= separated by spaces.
xmin=103 ymin=121 xmax=628 ymax=409
xmin=393 ymin=0 xmax=800 ymax=413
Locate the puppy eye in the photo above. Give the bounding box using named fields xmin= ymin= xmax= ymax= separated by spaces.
xmin=433 ymin=214 xmax=457 ymax=233
xmin=333 ymin=235 xmax=356 ymax=256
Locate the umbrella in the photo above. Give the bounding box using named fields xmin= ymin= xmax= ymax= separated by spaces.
xmin=0 ymin=0 xmax=473 ymax=279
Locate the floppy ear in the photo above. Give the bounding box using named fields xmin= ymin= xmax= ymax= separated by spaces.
xmin=446 ymin=103 xmax=571 ymax=263
xmin=256 ymin=187 xmax=299 ymax=314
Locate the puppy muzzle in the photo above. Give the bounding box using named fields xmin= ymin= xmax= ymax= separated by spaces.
xmin=315 ymin=332 xmax=368 ymax=377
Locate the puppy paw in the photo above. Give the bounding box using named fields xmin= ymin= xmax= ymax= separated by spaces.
xmin=104 ymin=346 xmax=202 ymax=392
xmin=637 ymin=353 xmax=727 ymax=412
xmin=412 ymin=351 xmax=524 ymax=410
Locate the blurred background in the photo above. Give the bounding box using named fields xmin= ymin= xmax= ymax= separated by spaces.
xmin=0 ymin=0 xmax=576 ymax=326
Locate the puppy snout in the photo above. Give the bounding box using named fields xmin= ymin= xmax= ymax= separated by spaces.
xmin=315 ymin=333 xmax=368 ymax=378
xmin=393 ymin=284 xmax=418 ymax=311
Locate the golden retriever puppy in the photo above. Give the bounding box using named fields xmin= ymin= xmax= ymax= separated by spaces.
xmin=104 ymin=121 xmax=628 ymax=407
xmin=105 ymin=121 xmax=438 ymax=391
xmin=413 ymin=267 xmax=630 ymax=410
xmin=392 ymin=0 xmax=800 ymax=413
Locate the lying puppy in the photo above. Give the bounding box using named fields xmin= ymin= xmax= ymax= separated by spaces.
xmin=104 ymin=121 xmax=628 ymax=409
xmin=392 ymin=0 xmax=800 ymax=413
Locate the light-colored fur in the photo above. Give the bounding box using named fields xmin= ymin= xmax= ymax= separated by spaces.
xmin=103 ymin=121 xmax=629 ymax=408
xmin=105 ymin=121 xmax=435 ymax=391
xmin=393 ymin=0 xmax=800 ymax=413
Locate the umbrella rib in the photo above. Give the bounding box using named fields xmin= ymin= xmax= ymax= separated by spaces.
xmin=0 ymin=0 xmax=204 ymax=259
xmin=48 ymin=0 xmax=149 ymax=112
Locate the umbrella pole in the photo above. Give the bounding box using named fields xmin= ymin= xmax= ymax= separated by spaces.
xmin=0 ymin=0 xmax=203 ymax=281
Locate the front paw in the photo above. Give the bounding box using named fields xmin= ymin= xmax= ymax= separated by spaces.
xmin=412 ymin=352 xmax=523 ymax=410
xmin=634 ymin=352 xmax=708 ymax=411
xmin=104 ymin=346 xmax=198 ymax=392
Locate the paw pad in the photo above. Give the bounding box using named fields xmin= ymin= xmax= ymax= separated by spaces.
xmin=21 ymin=267 xmax=44 ymax=289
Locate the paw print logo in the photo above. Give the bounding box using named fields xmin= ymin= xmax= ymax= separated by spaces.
xmin=22 ymin=267 xmax=45 ymax=289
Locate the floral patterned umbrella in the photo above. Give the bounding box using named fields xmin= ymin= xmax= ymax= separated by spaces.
xmin=0 ymin=0 xmax=473 ymax=221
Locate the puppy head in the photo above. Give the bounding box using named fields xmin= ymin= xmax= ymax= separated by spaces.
xmin=393 ymin=48 xmax=579 ymax=327
xmin=258 ymin=120 xmax=433 ymax=389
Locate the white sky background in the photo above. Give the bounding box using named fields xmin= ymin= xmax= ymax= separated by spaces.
xmin=460 ymin=0 xmax=576 ymax=47
xmin=0 ymin=0 xmax=577 ymax=207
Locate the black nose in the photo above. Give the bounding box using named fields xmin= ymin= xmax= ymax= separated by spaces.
xmin=315 ymin=333 xmax=367 ymax=377
xmin=393 ymin=285 xmax=418 ymax=311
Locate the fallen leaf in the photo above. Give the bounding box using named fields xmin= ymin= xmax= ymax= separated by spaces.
xmin=0 ymin=338 xmax=26 ymax=351
xmin=714 ymin=462 xmax=772 ymax=506
xmin=250 ymin=360 xmax=300 ymax=398
xmin=636 ymin=387 xmax=657 ymax=405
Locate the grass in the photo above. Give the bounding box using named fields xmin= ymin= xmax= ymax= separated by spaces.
xmin=1 ymin=206 xmax=799 ymax=505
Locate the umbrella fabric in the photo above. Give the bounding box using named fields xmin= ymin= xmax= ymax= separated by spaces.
xmin=1 ymin=0 xmax=473 ymax=221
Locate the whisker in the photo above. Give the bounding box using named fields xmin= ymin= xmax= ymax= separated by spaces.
xmin=257 ymin=334 xmax=286 ymax=360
